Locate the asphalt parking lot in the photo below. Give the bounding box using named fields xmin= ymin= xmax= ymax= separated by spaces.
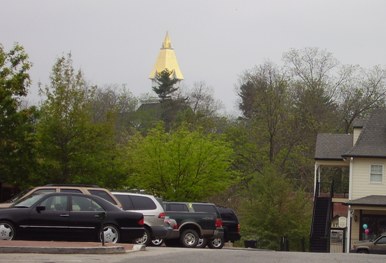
xmin=0 ymin=246 xmax=385 ymax=263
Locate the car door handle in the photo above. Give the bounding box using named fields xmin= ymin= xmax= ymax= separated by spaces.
xmin=60 ymin=214 xmax=69 ymax=217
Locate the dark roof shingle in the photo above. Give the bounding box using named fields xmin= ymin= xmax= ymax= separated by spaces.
xmin=315 ymin=134 xmax=353 ymax=160
xmin=343 ymin=109 xmax=386 ymax=158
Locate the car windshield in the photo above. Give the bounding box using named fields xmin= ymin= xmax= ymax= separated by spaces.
xmin=12 ymin=194 xmax=44 ymax=208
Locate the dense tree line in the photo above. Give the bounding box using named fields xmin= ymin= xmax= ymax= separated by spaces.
xmin=1 ymin=43 xmax=386 ymax=250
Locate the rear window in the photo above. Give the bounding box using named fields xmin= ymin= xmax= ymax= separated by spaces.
xmin=219 ymin=209 xmax=238 ymax=222
xmin=192 ymin=204 xmax=219 ymax=215
xmin=165 ymin=203 xmax=189 ymax=212
xmin=131 ymin=195 xmax=157 ymax=210
xmin=88 ymin=190 xmax=118 ymax=205
xmin=114 ymin=194 xmax=134 ymax=210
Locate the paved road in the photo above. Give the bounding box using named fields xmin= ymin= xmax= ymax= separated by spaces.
xmin=1 ymin=246 xmax=385 ymax=263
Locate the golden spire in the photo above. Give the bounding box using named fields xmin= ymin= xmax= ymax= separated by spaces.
xmin=149 ymin=32 xmax=184 ymax=80
xmin=162 ymin=32 xmax=172 ymax=49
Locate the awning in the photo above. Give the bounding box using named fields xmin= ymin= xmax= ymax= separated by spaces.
xmin=344 ymin=195 xmax=386 ymax=207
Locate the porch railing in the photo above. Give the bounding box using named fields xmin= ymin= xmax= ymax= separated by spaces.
xmin=317 ymin=180 xmax=348 ymax=199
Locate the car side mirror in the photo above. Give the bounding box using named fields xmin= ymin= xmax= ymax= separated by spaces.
xmin=36 ymin=206 xmax=46 ymax=213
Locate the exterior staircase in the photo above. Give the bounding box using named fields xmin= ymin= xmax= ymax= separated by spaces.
xmin=310 ymin=196 xmax=331 ymax=252
xmin=310 ymin=180 xmax=333 ymax=252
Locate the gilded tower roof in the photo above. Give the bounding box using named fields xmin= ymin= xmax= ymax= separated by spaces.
xmin=149 ymin=32 xmax=184 ymax=80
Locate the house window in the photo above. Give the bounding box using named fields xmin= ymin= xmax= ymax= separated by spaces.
xmin=370 ymin=165 xmax=383 ymax=183
xmin=361 ymin=215 xmax=386 ymax=240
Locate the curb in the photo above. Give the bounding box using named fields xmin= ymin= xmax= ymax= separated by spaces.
xmin=0 ymin=242 xmax=146 ymax=254
xmin=0 ymin=246 xmax=126 ymax=254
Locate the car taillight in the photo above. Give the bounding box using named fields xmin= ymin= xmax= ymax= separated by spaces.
xmin=237 ymin=223 xmax=240 ymax=233
xmin=138 ymin=217 xmax=144 ymax=225
xmin=158 ymin=212 xmax=166 ymax=219
xmin=215 ymin=218 xmax=223 ymax=228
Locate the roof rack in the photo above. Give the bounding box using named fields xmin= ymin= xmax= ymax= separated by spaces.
xmin=44 ymin=184 xmax=100 ymax=187
xmin=114 ymin=188 xmax=148 ymax=194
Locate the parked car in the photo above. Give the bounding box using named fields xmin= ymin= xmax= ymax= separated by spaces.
xmin=163 ymin=201 xmax=224 ymax=248
xmin=217 ymin=206 xmax=241 ymax=243
xmin=0 ymin=192 xmax=144 ymax=243
xmin=112 ymin=192 xmax=172 ymax=246
xmin=352 ymin=233 xmax=386 ymax=254
xmin=151 ymin=216 xmax=177 ymax=246
xmin=0 ymin=184 xmax=122 ymax=209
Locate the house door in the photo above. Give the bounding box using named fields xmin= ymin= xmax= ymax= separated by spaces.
xmin=330 ymin=229 xmax=345 ymax=253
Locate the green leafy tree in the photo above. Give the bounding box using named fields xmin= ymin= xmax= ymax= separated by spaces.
xmin=240 ymin=165 xmax=312 ymax=250
xmin=36 ymin=54 xmax=123 ymax=187
xmin=235 ymin=62 xmax=314 ymax=189
xmin=132 ymin=69 xmax=190 ymax=133
xmin=239 ymin=62 xmax=290 ymax=163
xmin=126 ymin=124 xmax=234 ymax=201
xmin=0 ymin=43 xmax=37 ymax=188
xmin=152 ymin=69 xmax=179 ymax=101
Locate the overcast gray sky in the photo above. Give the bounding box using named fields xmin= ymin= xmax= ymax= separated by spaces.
xmin=3 ymin=0 xmax=386 ymax=115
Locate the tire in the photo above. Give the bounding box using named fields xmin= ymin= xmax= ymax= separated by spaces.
xmin=101 ymin=224 xmax=120 ymax=244
xmin=208 ymin=237 xmax=224 ymax=249
xmin=151 ymin=238 xmax=164 ymax=246
xmin=357 ymin=249 xmax=369 ymax=254
xmin=196 ymin=238 xmax=208 ymax=248
xmin=180 ymin=229 xmax=199 ymax=248
xmin=135 ymin=228 xmax=152 ymax=246
xmin=0 ymin=221 xmax=15 ymax=240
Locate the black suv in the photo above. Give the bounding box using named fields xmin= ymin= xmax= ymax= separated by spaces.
xmin=217 ymin=206 xmax=241 ymax=243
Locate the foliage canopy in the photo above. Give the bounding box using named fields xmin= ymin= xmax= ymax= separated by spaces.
xmin=126 ymin=124 xmax=235 ymax=201
xmin=0 ymin=44 xmax=37 ymax=187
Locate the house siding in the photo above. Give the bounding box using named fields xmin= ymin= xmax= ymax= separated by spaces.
xmin=351 ymin=158 xmax=386 ymax=200
xmin=353 ymin=127 xmax=362 ymax=146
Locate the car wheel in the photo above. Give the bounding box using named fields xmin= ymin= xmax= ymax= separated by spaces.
xmin=0 ymin=221 xmax=15 ymax=240
xmin=357 ymin=249 xmax=369 ymax=254
xmin=135 ymin=228 xmax=152 ymax=246
xmin=208 ymin=237 xmax=224 ymax=249
xmin=196 ymin=238 xmax=208 ymax=248
xmin=101 ymin=225 xmax=120 ymax=244
xmin=180 ymin=229 xmax=199 ymax=248
xmin=151 ymin=238 xmax=164 ymax=246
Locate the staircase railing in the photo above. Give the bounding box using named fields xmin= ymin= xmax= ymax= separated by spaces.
xmin=324 ymin=181 xmax=334 ymax=238
xmin=310 ymin=181 xmax=320 ymax=240
xmin=310 ymin=180 xmax=335 ymax=252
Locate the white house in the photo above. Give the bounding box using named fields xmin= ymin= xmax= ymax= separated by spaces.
xmin=314 ymin=109 xmax=386 ymax=253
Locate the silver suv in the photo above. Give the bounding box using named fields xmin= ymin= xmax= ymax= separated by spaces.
xmin=112 ymin=192 xmax=172 ymax=246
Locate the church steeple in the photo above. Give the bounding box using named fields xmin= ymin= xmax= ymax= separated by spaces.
xmin=149 ymin=32 xmax=184 ymax=80
xmin=162 ymin=32 xmax=172 ymax=49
